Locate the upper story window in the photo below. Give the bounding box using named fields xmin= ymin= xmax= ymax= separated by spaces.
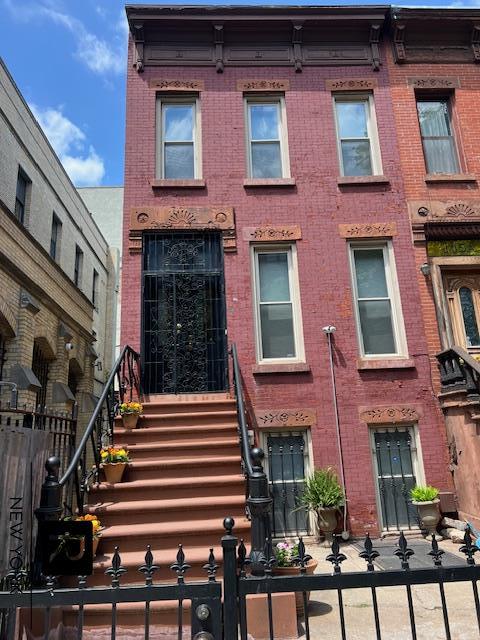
xmin=246 ymin=97 xmax=290 ymax=179
xmin=74 ymin=245 xmax=83 ymax=287
xmin=156 ymin=97 xmax=201 ymax=179
xmin=334 ymin=94 xmax=382 ymax=177
xmin=15 ymin=168 xmax=30 ymax=224
xmin=416 ymin=98 xmax=459 ymax=174
xmin=252 ymin=244 xmax=304 ymax=363
xmin=349 ymin=243 xmax=407 ymax=358
xmin=50 ymin=213 xmax=62 ymax=260
xmin=92 ymin=269 xmax=99 ymax=308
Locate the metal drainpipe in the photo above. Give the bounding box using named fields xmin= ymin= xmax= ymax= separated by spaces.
xmin=323 ymin=326 xmax=349 ymax=538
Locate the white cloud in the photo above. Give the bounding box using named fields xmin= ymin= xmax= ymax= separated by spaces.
xmin=4 ymin=1 xmax=125 ymax=75
xmin=30 ymin=104 xmax=105 ymax=186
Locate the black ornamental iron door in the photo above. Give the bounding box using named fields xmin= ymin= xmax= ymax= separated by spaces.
xmin=142 ymin=232 xmax=228 ymax=394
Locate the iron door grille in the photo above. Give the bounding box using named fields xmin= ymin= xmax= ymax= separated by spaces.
xmin=266 ymin=432 xmax=311 ymax=537
xmin=373 ymin=427 xmax=418 ymax=532
xmin=32 ymin=342 xmax=49 ymax=410
xmin=142 ymin=232 xmax=228 ymax=395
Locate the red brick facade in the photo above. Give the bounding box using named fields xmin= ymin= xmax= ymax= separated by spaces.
xmin=121 ymin=7 xmax=463 ymax=535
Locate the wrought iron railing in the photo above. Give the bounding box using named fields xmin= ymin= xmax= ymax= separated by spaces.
xmin=230 ymin=344 xmax=273 ymax=573
xmin=437 ymin=345 xmax=480 ymax=399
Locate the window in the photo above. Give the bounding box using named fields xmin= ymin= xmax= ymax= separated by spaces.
xmin=444 ymin=272 xmax=480 ymax=355
xmin=252 ymin=245 xmax=304 ymax=362
xmin=246 ymin=97 xmax=290 ymax=179
xmin=15 ymin=168 xmax=30 ymax=224
xmin=92 ymin=269 xmax=99 ymax=307
xmin=74 ymin=246 xmax=83 ymax=287
xmin=349 ymin=243 xmax=407 ymax=357
xmin=334 ymin=94 xmax=382 ymax=177
xmin=156 ymin=97 xmax=201 ymax=179
xmin=416 ymin=98 xmax=459 ymax=174
xmin=49 ymin=213 xmax=62 ymax=260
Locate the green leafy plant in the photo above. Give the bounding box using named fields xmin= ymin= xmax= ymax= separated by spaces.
xmin=298 ymin=467 xmax=344 ymax=512
xmin=410 ymin=485 xmax=439 ymax=502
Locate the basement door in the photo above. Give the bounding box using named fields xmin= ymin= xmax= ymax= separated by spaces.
xmin=142 ymin=231 xmax=228 ymax=394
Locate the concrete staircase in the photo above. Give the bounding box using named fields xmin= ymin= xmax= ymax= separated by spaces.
xmin=79 ymin=393 xmax=250 ymax=628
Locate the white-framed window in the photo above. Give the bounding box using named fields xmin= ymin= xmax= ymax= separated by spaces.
xmin=370 ymin=425 xmax=425 ymax=532
xmin=252 ymin=244 xmax=304 ymax=363
xmin=156 ymin=96 xmax=201 ymax=179
xmin=349 ymin=242 xmax=407 ymax=358
xmin=245 ymin=96 xmax=290 ymax=179
xmin=416 ymin=98 xmax=459 ymax=174
xmin=333 ymin=93 xmax=382 ymax=177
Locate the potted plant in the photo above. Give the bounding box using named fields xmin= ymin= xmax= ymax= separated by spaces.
xmin=410 ymin=485 xmax=441 ymax=535
xmin=298 ymin=467 xmax=344 ymax=546
xmin=64 ymin=513 xmax=103 ymax=556
xmin=273 ymin=541 xmax=318 ymax=614
xmin=119 ymin=401 xmax=143 ymax=430
xmin=100 ymin=446 xmax=130 ymax=484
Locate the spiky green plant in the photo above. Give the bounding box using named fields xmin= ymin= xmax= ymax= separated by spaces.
xmin=298 ymin=468 xmax=344 ymax=512
xmin=410 ymin=485 xmax=439 ymax=502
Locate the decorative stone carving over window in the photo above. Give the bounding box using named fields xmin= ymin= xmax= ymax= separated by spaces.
xmin=407 ymin=77 xmax=460 ymax=89
xmin=148 ymin=79 xmax=205 ymax=91
xmin=255 ymin=408 xmax=316 ymax=428
xmin=326 ymin=78 xmax=378 ymax=91
xmin=359 ymin=405 xmax=421 ymax=424
xmin=339 ymin=223 xmax=397 ymax=238
xmin=237 ymin=80 xmax=290 ymax=91
xmin=129 ymin=206 xmax=236 ymax=253
xmin=409 ymin=200 xmax=480 ymax=223
xmin=243 ymin=225 xmax=301 ymax=241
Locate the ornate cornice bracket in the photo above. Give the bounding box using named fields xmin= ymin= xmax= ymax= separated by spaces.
xmin=213 ymin=24 xmax=224 ymax=73
xmin=132 ymin=22 xmax=145 ymax=72
xmin=471 ymin=25 xmax=480 ymax=62
xmin=393 ymin=23 xmax=407 ymax=63
xmin=370 ymin=24 xmax=381 ymax=71
xmin=292 ymin=23 xmax=303 ymax=73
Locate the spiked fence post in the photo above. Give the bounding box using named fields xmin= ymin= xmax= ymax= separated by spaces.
xmin=247 ymin=447 xmax=273 ymax=576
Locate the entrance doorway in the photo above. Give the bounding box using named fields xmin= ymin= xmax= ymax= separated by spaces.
xmin=443 ymin=270 xmax=480 ymax=357
xmin=142 ymin=231 xmax=228 ymax=394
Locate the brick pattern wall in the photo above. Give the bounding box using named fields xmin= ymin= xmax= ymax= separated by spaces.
xmin=122 ymin=39 xmax=452 ymax=534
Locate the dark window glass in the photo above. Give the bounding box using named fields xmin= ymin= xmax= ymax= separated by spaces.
xmin=417 ymin=99 xmax=459 ymax=174
xmin=74 ymin=246 xmax=83 ymax=286
xmin=50 ymin=214 xmax=61 ymax=260
xmin=92 ymin=269 xmax=99 ymax=306
xmin=15 ymin=169 xmax=29 ymax=224
xmin=459 ymin=287 xmax=480 ymax=347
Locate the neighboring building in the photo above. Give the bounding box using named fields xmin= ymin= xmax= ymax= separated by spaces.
xmin=120 ymin=5 xmax=460 ymax=537
xmin=387 ymin=8 xmax=480 ymax=527
xmin=0 ymin=57 xmax=116 ymax=421
xmin=78 ymin=186 xmax=123 ymax=363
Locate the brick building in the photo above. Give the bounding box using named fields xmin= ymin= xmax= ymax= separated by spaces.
xmin=120 ymin=5 xmax=471 ymax=536
xmin=0 ymin=57 xmax=117 ymax=421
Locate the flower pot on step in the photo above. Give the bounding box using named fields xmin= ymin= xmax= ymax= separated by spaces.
xmin=317 ymin=507 xmax=338 ymax=546
xmin=273 ymin=559 xmax=318 ymax=614
xmin=122 ymin=413 xmax=138 ymax=430
xmin=412 ymin=498 xmax=440 ymax=536
xmin=103 ymin=462 xmax=127 ymax=484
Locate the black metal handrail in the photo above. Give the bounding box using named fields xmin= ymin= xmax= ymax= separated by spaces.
xmin=230 ymin=343 xmax=273 ymax=574
xmin=437 ymin=345 xmax=480 ymax=400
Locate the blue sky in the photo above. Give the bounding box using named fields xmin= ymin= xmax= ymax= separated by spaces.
xmin=0 ymin=0 xmax=477 ymax=187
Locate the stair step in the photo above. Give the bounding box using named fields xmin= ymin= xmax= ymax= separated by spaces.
xmin=141 ymin=397 xmax=236 ymax=415
xmin=115 ymin=423 xmax=237 ymax=444
xmin=91 ymin=474 xmax=246 ymax=503
xmin=123 ymin=437 xmax=239 ymax=461
xmin=118 ymin=410 xmax=238 ymax=428
xmin=114 ymin=456 xmax=241 ymax=481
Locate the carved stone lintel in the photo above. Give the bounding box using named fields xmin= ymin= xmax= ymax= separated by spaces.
xmin=472 ymin=25 xmax=480 ymax=62
xmin=243 ymin=225 xmax=301 ymax=242
xmin=148 ymin=79 xmax=205 ymax=91
xmin=129 ymin=206 xmax=236 ymax=253
xmin=255 ymin=409 xmax=316 ymax=428
xmin=326 ymin=78 xmax=378 ymax=91
xmin=237 ymin=80 xmax=290 ymax=92
xmin=407 ymin=77 xmax=460 ymax=89
xmin=393 ymin=23 xmax=406 ymax=63
xmin=214 ymin=24 xmax=224 ymax=73
xmin=292 ymin=24 xmax=303 ymax=73
xmin=132 ymin=22 xmax=145 ymax=72
xmin=359 ymin=405 xmax=421 ymax=424
xmin=338 ymin=222 xmax=397 ymax=239
xmin=369 ymin=24 xmax=381 ymax=71
xmin=408 ymin=200 xmax=480 ymax=224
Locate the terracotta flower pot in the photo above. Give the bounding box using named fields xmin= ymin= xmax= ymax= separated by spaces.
xmin=103 ymin=462 xmax=127 ymax=484
xmin=273 ymin=559 xmax=318 ymax=614
xmin=317 ymin=507 xmax=338 ymax=546
xmin=412 ymin=498 xmax=441 ymax=536
xmin=122 ymin=413 xmax=139 ymax=430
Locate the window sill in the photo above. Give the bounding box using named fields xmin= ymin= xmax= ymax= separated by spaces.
xmin=357 ymin=357 xmax=415 ymax=371
xmin=337 ymin=175 xmax=390 ymax=186
xmin=424 ymin=173 xmax=476 ymax=184
xmin=150 ymin=179 xmax=206 ymax=189
xmin=243 ymin=178 xmax=296 ymax=188
xmin=252 ymin=362 xmax=311 ymax=375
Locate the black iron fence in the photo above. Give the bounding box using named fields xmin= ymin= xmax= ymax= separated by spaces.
xmin=2 ymin=518 xmax=480 ymax=640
